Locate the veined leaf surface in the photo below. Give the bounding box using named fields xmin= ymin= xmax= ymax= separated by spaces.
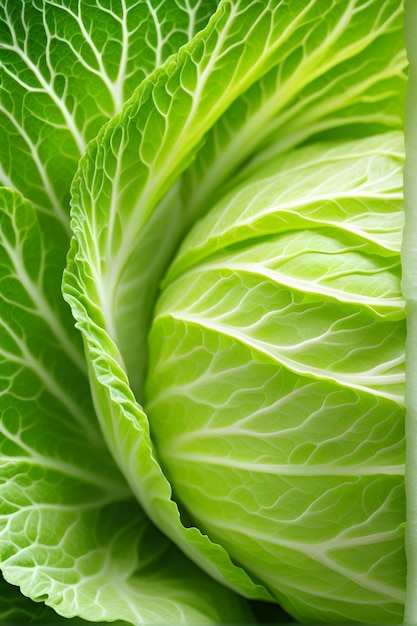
xmin=63 ymin=0 xmax=407 ymax=622
xmin=0 ymin=0 xmax=217 ymax=231
xmin=0 ymin=187 xmax=251 ymax=623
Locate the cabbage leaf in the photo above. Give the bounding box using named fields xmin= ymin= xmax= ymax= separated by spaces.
xmin=0 ymin=1 xmax=253 ymax=623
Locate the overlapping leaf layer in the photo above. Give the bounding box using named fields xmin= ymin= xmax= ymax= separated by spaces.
xmin=0 ymin=0 xmax=411 ymax=623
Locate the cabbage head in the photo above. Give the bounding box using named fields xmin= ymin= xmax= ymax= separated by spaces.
xmin=0 ymin=0 xmax=415 ymax=624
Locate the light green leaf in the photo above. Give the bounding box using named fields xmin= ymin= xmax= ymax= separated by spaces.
xmin=0 ymin=188 xmax=252 ymax=624
xmin=168 ymin=133 xmax=405 ymax=284
xmin=0 ymin=571 xmax=129 ymax=624
xmin=0 ymin=571 xmax=70 ymax=623
xmin=145 ymin=134 xmax=406 ymax=623
xmin=180 ymin=0 xmax=406 ymax=218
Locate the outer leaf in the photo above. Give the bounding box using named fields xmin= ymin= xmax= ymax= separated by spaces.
xmin=0 ymin=572 xmax=127 ymax=624
xmin=180 ymin=0 xmax=406 ymax=218
xmin=65 ymin=0 xmax=304 ymax=601
xmin=0 ymin=3 xmax=247 ymax=621
xmin=0 ymin=0 xmax=218 ymax=231
xmin=0 ymin=188 xmax=252 ymax=624
xmin=0 ymin=572 xmax=68 ymax=623
xmin=145 ymin=135 xmax=406 ymax=623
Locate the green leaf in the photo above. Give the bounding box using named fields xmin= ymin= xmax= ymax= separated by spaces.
xmin=0 ymin=0 xmax=218 ymax=231
xmin=0 ymin=571 xmax=66 ymax=623
xmin=65 ymin=0 xmax=303 ymax=602
xmin=0 ymin=188 xmax=252 ymax=624
xmin=0 ymin=3 xmax=255 ymax=622
xmin=145 ymin=134 xmax=406 ymax=623
xmin=0 ymin=572 xmax=129 ymax=624
xmin=180 ymin=0 xmax=406 ymax=218
xmin=168 ymin=132 xmax=405 ymax=286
